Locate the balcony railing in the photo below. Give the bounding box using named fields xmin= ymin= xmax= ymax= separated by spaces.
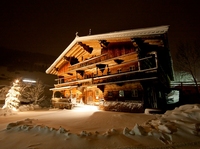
xmin=66 ymin=51 xmax=138 ymax=72
xmin=55 ymin=55 xmax=158 ymax=86
xmin=67 ymin=53 xmax=108 ymax=71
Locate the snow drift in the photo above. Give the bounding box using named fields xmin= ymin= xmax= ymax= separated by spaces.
xmin=1 ymin=104 xmax=200 ymax=149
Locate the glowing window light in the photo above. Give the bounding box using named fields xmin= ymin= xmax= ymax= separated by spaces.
xmin=22 ymin=79 xmax=36 ymax=83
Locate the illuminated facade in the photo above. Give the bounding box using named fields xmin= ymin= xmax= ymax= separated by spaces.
xmin=46 ymin=26 xmax=173 ymax=110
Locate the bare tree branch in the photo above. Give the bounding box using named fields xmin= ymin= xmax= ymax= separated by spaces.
xmin=19 ymin=79 xmax=45 ymax=104
xmin=175 ymin=40 xmax=200 ymax=98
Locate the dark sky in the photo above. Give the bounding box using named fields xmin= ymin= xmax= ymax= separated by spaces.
xmin=0 ymin=0 xmax=200 ymax=60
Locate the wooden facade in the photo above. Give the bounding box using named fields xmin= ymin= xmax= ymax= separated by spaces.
xmin=46 ymin=26 xmax=174 ymax=110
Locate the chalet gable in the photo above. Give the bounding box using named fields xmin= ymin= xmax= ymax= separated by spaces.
xmin=46 ymin=25 xmax=170 ymax=76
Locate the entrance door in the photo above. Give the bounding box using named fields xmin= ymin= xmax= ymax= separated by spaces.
xmin=86 ymin=90 xmax=94 ymax=105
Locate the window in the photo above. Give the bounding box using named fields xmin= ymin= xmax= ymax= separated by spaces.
xmin=132 ymin=90 xmax=138 ymax=97
xmin=108 ymin=91 xmax=113 ymax=97
xmin=119 ymin=90 xmax=124 ymax=97
xmin=166 ymin=90 xmax=180 ymax=104
xmin=118 ymin=68 xmax=122 ymax=73
xmin=130 ymin=66 xmax=135 ymax=71
xmin=95 ymin=90 xmax=99 ymax=96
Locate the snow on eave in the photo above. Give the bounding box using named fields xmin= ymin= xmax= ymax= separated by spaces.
xmin=45 ymin=39 xmax=77 ymax=74
xmin=75 ymin=25 xmax=169 ymax=42
xmin=49 ymin=85 xmax=77 ymax=91
xmin=46 ymin=25 xmax=169 ymax=75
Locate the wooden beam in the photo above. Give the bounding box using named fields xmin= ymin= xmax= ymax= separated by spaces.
xmin=69 ymin=45 xmax=81 ymax=57
xmin=73 ymin=47 xmax=84 ymax=57
xmin=70 ymin=48 xmax=82 ymax=57
xmin=76 ymin=51 xmax=88 ymax=60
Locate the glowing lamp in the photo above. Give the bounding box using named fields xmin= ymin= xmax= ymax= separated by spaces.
xmin=22 ymin=79 xmax=36 ymax=83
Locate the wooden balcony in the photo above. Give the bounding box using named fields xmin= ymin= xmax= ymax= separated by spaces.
xmin=66 ymin=51 xmax=137 ymax=73
xmin=56 ymin=53 xmax=156 ymax=81
xmin=54 ymin=57 xmax=158 ymax=87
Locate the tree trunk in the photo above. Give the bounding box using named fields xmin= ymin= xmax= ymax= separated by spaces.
xmin=191 ymin=74 xmax=200 ymax=100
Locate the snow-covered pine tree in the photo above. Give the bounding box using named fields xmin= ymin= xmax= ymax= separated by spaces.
xmin=2 ymin=80 xmax=21 ymax=111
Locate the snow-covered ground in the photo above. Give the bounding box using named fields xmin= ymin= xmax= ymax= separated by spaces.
xmin=0 ymin=104 xmax=200 ymax=149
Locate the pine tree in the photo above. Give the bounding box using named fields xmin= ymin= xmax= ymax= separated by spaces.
xmin=2 ymin=80 xmax=21 ymax=111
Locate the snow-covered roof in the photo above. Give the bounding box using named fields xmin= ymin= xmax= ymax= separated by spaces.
xmin=46 ymin=25 xmax=169 ymax=74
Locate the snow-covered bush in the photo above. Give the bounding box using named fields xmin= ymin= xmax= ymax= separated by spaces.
xmin=99 ymin=101 xmax=144 ymax=113
xmin=18 ymin=104 xmax=41 ymax=111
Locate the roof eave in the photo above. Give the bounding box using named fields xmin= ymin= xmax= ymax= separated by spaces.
xmin=76 ymin=25 xmax=169 ymax=42
xmin=45 ymin=38 xmax=77 ymax=74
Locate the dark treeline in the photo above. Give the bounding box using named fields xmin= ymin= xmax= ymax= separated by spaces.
xmin=0 ymin=47 xmax=56 ymax=72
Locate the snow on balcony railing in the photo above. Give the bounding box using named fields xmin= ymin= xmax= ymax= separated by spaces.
xmin=171 ymin=81 xmax=200 ymax=87
xmin=67 ymin=53 xmax=108 ymax=71
xmin=55 ymin=55 xmax=157 ymax=85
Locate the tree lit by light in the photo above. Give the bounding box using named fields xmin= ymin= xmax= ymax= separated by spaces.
xmin=15 ymin=79 xmax=19 ymax=83
xmin=2 ymin=79 xmax=21 ymax=111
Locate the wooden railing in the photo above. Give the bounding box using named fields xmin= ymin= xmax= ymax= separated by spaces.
xmin=55 ymin=55 xmax=157 ymax=86
xmin=67 ymin=53 xmax=108 ymax=71
xmin=67 ymin=51 xmax=138 ymax=72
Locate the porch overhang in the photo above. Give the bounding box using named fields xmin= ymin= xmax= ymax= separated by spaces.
xmin=50 ymin=86 xmax=77 ymax=91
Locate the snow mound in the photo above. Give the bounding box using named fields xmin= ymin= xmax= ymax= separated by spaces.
xmin=0 ymin=104 xmax=43 ymax=116
xmin=6 ymin=119 xmax=69 ymax=134
xmin=6 ymin=118 xmax=119 ymax=140
xmin=123 ymin=104 xmax=200 ymax=145
xmin=0 ymin=107 xmax=18 ymax=116
xmin=18 ymin=104 xmax=41 ymax=111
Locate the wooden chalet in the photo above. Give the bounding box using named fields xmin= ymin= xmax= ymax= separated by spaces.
xmin=46 ymin=25 xmax=174 ymax=111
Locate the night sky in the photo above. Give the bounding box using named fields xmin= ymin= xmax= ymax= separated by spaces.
xmin=0 ymin=0 xmax=200 ymax=60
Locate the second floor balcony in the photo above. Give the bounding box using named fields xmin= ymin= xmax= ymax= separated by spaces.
xmin=54 ymin=54 xmax=163 ymax=88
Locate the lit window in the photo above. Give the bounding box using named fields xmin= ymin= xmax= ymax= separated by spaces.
xmin=119 ymin=90 xmax=124 ymax=97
